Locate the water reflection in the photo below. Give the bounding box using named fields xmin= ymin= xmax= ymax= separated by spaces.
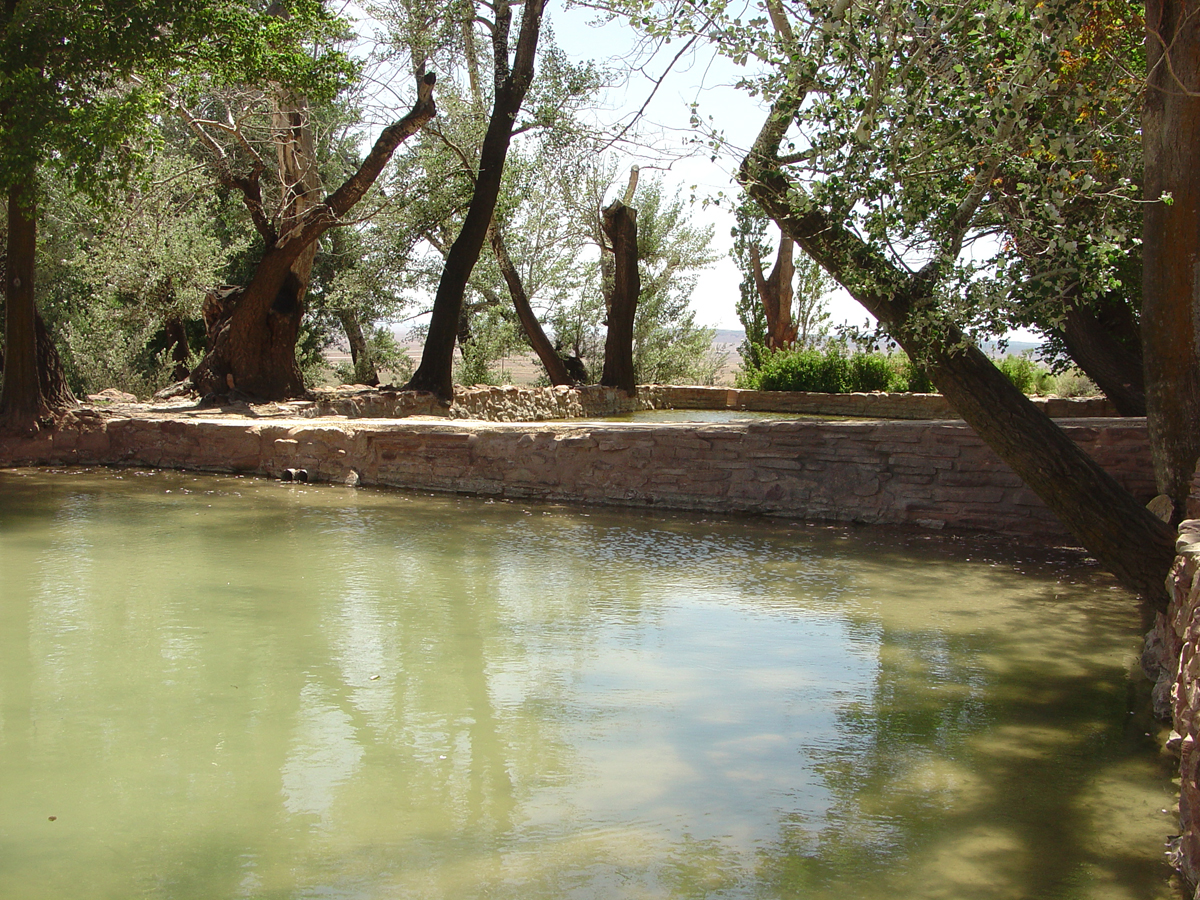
xmin=0 ymin=468 xmax=1174 ymax=899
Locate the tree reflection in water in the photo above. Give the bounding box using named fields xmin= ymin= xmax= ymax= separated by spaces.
xmin=0 ymin=469 xmax=1175 ymax=900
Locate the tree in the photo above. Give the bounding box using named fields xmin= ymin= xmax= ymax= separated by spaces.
xmin=404 ymin=0 xmax=549 ymax=401
xmin=169 ymin=2 xmax=436 ymax=400
xmin=638 ymin=0 xmax=1176 ymax=600
xmin=1143 ymin=0 xmax=1200 ymax=518
xmin=733 ymin=196 xmax=830 ymax=372
xmin=0 ymin=1 xmax=365 ymax=424
xmin=599 ymin=198 xmax=639 ymax=391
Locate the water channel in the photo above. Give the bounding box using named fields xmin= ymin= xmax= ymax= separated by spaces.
xmin=0 ymin=468 xmax=1176 ymax=899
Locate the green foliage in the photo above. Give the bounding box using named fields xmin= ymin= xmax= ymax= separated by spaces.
xmin=634 ymin=0 xmax=1146 ymax=356
xmin=0 ymin=1 xmax=355 ymax=197
xmin=630 ymin=177 xmax=720 ymax=385
xmin=741 ymin=345 xmax=938 ymax=394
xmin=455 ymin=305 xmax=522 ymax=386
xmin=997 ymin=354 xmax=1042 ymax=394
xmin=752 ymin=347 xmax=851 ymax=393
xmin=848 ymin=352 xmax=894 ymax=393
xmin=731 ymin=198 xmax=770 ymax=371
xmin=332 ymin=328 xmax=412 ymax=386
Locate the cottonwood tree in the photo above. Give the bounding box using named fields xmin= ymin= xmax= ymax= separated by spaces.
xmin=545 ymin=165 xmax=718 ymax=385
xmin=628 ymin=0 xmax=1174 ymax=600
xmin=1143 ymin=0 xmax=1200 ymax=518
xmin=404 ymin=0 xmax=550 ymax=401
xmin=171 ymin=2 xmax=438 ymax=400
xmin=0 ymin=1 xmax=365 ymax=426
xmin=732 ymin=197 xmax=831 ymax=370
xmin=1 ymin=2 xmax=201 ymax=428
xmin=391 ymin=17 xmax=604 ymax=386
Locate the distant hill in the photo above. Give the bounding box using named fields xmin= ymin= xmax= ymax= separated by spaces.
xmin=707 ymin=328 xmax=1042 ymax=358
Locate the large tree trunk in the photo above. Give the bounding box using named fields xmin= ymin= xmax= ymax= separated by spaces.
xmin=742 ymin=97 xmax=1175 ymax=605
xmin=1057 ymin=297 xmax=1145 ymax=417
xmin=600 ymin=199 xmax=639 ymax=393
xmin=488 ymin=222 xmax=574 ymax=385
xmin=191 ymin=254 xmax=308 ymax=398
xmin=405 ymin=0 xmax=548 ymax=401
xmin=188 ymin=74 xmax=436 ymax=400
xmin=2 ymin=182 xmax=41 ymax=425
xmin=1143 ymin=0 xmax=1200 ymax=518
xmin=1 ymin=181 xmax=75 ymax=430
xmin=750 ymin=232 xmax=798 ymax=350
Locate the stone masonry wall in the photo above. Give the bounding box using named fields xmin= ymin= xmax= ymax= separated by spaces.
xmin=304 ymin=383 xmax=1118 ymax=422
xmin=0 ymin=411 xmax=1153 ymax=539
xmin=1146 ymin=518 xmax=1200 ymax=895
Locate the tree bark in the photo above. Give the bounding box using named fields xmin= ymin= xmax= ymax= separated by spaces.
xmin=1 ymin=181 xmax=75 ymax=430
xmin=2 ymin=181 xmax=40 ymax=425
xmin=488 ymin=222 xmax=574 ymax=385
xmin=742 ymin=95 xmax=1175 ymax=605
xmin=600 ymin=199 xmax=639 ymax=393
xmin=189 ymin=74 xmax=436 ymax=400
xmin=1143 ymin=0 xmax=1200 ymax=517
xmin=165 ymin=315 xmax=191 ymax=383
xmin=1057 ymin=298 xmax=1145 ymax=416
xmin=750 ymin=232 xmax=798 ymax=350
xmin=405 ymin=0 xmax=548 ymax=402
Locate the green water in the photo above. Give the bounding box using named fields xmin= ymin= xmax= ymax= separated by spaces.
xmin=0 ymin=469 xmax=1175 ymax=899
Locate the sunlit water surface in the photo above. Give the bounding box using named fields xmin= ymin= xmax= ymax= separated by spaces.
xmin=0 ymin=468 xmax=1175 ymax=899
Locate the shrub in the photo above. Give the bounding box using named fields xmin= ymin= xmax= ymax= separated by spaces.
xmin=753 ymin=347 xmax=849 ymax=392
xmin=898 ymin=357 xmax=936 ymax=393
xmin=849 ymin=352 xmax=894 ymax=392
xmin=997 ymin=354 xmax=1041 ymax=393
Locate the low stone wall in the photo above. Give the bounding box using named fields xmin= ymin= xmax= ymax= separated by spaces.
xmin=1148 ymin=521 xmax=1200 ymax=893
xmin=0 ymin=410 xmax=1153 ymax=539
xmin=301 ymin=384 xmax=1119 ymax=422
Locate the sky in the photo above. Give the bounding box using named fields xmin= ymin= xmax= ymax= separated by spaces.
xmin=547 ymin=5 xmax=873 ymax=332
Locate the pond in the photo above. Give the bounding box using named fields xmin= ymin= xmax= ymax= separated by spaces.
xmin=0 ymin=469 xmax=1175 ymax=900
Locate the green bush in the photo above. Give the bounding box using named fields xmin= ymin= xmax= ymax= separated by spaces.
xmin=899 ymin=358 xmax=936 ymax=393
xmin=997 ymin=354 xmax=1040 ymax=393
xmin=753 ymin=347 xmax=849 ymax=392
xmin=849 ymin=352 xmax=895 ymax=392
xmin=740 ymin=345 xmax=951 ymax=394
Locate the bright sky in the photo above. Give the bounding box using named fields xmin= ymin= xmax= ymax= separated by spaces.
xmin=549 ymin=4 xmax=872 ymax=333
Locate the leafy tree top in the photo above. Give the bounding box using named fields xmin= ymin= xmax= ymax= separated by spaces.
xmin=0 ymin=0 xmax=355 ymax=196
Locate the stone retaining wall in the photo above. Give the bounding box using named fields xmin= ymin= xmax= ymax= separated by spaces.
xmin=0 ymin=410 xmax=1153 ymax=539
xmin=1146 ymin=520 xmax=1200 ymax=895
xmin=302 ymin=384 xmax=1119 ymax=422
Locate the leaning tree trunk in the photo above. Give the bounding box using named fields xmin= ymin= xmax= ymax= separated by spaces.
xmin=406 ymin=0 xmax=548 ymax=401
xmin=1143 ymin=0 xmax=1200 ymax=519
xmin=188 ymin=74 xmax=436 ymax=400
xmin=742 ymin=95 xmax=1176 ymax=605
xmin=1 ymin=181 xmax=74 ymax=430
xmin=600 ymin=199 xmax=639 ymax=393
xmin=488 ymin=222 xmax=574 ymax=385
xmin=1057 ymin=297 xmax=1145 ymax=417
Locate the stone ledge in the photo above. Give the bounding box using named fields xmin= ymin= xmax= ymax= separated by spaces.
xmin=295 ymin=384 xmax=1119 ymax=422
xmin=0 ymin=412 xmax=1152 ymax=543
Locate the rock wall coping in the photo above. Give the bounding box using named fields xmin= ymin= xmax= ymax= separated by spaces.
xmin=303 ymin=383 xmax=1119 ymax=422
xmin=0 ymin=410 xmax=1152 ymax=540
